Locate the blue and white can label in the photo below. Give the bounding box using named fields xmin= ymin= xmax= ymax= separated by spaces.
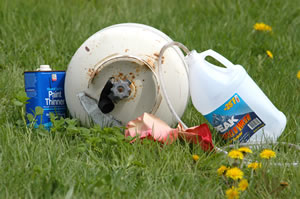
xmin=204 ymin=93 xmax=265 ymax=142
xmin=24 ymin=71 xmax=66 ymax=129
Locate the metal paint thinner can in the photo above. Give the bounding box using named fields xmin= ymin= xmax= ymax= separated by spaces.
xmin=24 ymin=65 xmax=66 ymax=129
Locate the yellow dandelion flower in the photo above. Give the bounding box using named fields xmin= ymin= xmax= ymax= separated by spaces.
xmin=247 ymin=162 xmax=262 ymax=170
xmin=238 ymin=179 xmax=249 ymax=191
xmin=226 ymin=186 xmax=240 ymax=199
xmin=217 ymin=165 xmax=228 ymax=176
xmin=238 ymin=147 xmax=253 ymax=154
xmin=192 ymin=154 xmax=199 ymax=161
xmin=226 ymin=167 xmax=244 ymax=180
xmin=228 ymin=149 xmax=244 ymax=160
xmin=253 ymin=22 xmax=272 ymax=32
xmin=260 ymin=149 xmax=276 ymax=159
xmin=297 ymin=70 xmax=300 ymax=80
xmin=266 ymin=50 xmax=273 ymax=59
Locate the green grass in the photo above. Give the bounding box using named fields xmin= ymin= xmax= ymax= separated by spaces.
xmin=0 ymin=0 xmax=300 ymax=198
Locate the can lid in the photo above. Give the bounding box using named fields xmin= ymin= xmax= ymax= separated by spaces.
xmin=38 ymin=65 xmax=52 ymax=71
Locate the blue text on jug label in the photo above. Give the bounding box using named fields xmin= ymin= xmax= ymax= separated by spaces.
xmin=204 ymin=93 xmax=265 ymax=142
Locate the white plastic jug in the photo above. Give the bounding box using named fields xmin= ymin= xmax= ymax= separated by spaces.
xmin=186 ymin=50 xmax=287 ymax=143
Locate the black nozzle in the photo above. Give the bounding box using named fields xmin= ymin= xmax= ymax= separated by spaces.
xmin=98 ymin=97 xmax=115 ymax=113
xmin=98 ymin=78 xmax=114 ymax=113
xmin=98 ymin=77 xmax=131 ymax=114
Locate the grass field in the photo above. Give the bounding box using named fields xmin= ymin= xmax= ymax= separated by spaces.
xmin=0 ymin=0 xmax=300 ymax=198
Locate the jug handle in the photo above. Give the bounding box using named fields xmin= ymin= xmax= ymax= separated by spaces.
xmin=199 ymin=49 xmax=235 ymax=69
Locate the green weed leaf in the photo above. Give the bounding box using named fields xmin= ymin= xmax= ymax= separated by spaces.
xmin=13 ymin=99 xmax=23 ymax=106
xmin=35 ymin=106 xmax=44 ymax=115
xmin=16 ymin=90 xmax=29 ymax=103
xmin=131 ymin=160 xmax=146 ymax=168
xmin=65 ymin=118 xmax=78 ymax=127
xmin=49 ymin=112 xmax=56 ymax=122
xmin=67 ymin=126 xmax=80 ymax=134
xmin=101 ymin=136 xmax=118 ymax=144
xmin=27 ymin=113 xmax=34 ymax=122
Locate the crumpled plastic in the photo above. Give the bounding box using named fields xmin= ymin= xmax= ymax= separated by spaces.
xmin=125 ymin=113 xmax=214 ymax=152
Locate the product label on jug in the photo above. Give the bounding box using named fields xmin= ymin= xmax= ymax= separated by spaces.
xmin=204 ymin=93 xmax=265 ymax=142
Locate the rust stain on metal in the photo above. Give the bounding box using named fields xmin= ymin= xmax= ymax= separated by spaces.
xmin=153 ymin=53 xmax=165 ymax=64
xmin=112 ymin=72 xmax=131 ymax=82
xmin=117 ymin=87 xmax=124 ymax=92
xmin=153 ymin=53 xmax=159 ymax=57
xmin=87 ymin=68 xmax=95 ymax=78
xmin=112 ymin=72 xmax=124 ymax=81
xmin=146 ymin=58 xmax=155 ymax=69
xmin=128 ymin=81 xmax=137 ymax=101
xmin=85 ymin=46 xmax=90 ymax=52
xmin=87 ymin=67 xmax=102 ymax=82
xmin=129 ymin=72 xmax=135 ymax=79
xmin=144 ymin=53 xmax=165 ymax=70
xmin=142 ymin=63 xmax=152 ymax=71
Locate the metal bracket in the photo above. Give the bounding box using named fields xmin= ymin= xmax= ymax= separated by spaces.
xmin=77 ymin=92 xmax=122 ymax=127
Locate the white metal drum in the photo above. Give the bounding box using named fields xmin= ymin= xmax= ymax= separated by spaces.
xmin=65 ymin=23 xmax=189 ymax=126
